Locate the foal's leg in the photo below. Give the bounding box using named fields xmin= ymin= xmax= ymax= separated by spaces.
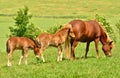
xmin=94 ymin=38 xmax=100 ymax=58
xmin=24 ymin=48 xmax=28 ymax=65
xmin=40 ymin=48 xmax=45 ymax=62
xmin=39 ymin=43 xmax=49 ymax=62
xmin=40 ymin=44 xmax=47 ymax=62
xmin=57 ymin=45 xmax=62 ymax=61
xmin=18 ymin=50 xmax=24 ymax=65
xmin=85 ymin=42 xmax=90 ymax=58
xmin=7 ymin=50 xmax=13 ymax=66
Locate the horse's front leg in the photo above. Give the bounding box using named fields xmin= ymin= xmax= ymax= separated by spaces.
xmin=85 ymin=42 xmax=90 ymax=58
xmin=71 ymin=40 xmax=78 ymax=60
xmin=40 ymin=47 xmax=46 ymax=62
xmin=94 ymin=38 xmax=100 ymax=58
xmin=24 ymin=48 xmax=28 ymax=65
xmin=57 ymin=45 xmax=62 ymax=61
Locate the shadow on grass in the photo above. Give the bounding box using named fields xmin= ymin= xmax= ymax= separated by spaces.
xmin=81 ymin=56 xmax=96 ymax=59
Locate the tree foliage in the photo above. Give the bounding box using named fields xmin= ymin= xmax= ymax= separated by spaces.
xmin=47 ymin=25 xmax=62 ymax=34
xmin=115 ymin=20 xmax=120 ymax=37
xmin=9 ymin=6 xmax=42 ymax=39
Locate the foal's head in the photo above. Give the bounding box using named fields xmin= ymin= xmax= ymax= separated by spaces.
xmin=102 ymin=40 xmax=113 ymax=57
xmin=34 ymin=47 xmax=40 ymax=56
xmin=32 ymin=39 xmax=40 ymax=57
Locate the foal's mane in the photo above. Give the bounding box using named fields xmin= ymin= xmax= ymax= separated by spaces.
xmin=55 ymin=27 xmax=69 ymax=34
xmin=29 ymin=37 xmax=39 ymax=47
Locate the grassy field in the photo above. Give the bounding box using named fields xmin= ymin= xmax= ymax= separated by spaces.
xmin=0 ymin=0 xmax=120 ymax=78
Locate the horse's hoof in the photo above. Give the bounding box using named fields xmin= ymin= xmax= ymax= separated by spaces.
xmin=70 ymin=57 xmax=76 ymax=60
xmin=7 ymin=64 xmax=12 ymax=67
xmin=81 ymin=56 xmax=87 ymax=59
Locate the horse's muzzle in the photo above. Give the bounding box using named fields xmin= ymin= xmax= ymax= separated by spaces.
xmin=106 ymin=53 xmax=112 ymax=57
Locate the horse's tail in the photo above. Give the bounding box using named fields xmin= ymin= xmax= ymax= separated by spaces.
xmin=35 ymin=37 xmax=41 ymax=48
xmin=63 ymin=23 xmax=75 ymax=59
xmin=6 ymin=40 xmax=10 ymax=54
xmin=64 ymin=33 xmax=71 ymax=59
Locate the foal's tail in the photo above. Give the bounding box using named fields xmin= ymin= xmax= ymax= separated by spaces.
xmin=35 ymin=37 xmax=41 ymax=48
xmin=6 ymin=40 xmax=10 ymax=54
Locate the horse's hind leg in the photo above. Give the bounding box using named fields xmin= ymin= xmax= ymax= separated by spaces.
xmin=18 ymin=50 xmax=24 ymax=65
xmin=7 ymin=49 xmax=13 ymax=66
xmin=57 ymin=45 xmax=62 ymax=61
xmin=85 ymin=42 xmax=90 ymax=58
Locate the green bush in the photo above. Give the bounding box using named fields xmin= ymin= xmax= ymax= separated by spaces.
xmin=47 ymin=25 xmax=62 ymax=34
xmin=9 ymin=6 xmax=43 ymax=39
xmin=115 ymin=20 xmax=120 ymax=37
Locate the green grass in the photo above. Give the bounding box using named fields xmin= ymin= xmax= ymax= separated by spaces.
xmin=0 ymin=0 xmax=120 ymax=78
xmin=0 ymin=43 xmax=119 ymax=78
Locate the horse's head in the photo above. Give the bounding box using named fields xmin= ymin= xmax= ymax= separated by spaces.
xmin=34 ymin=47 xmax=40 ymax=57
xmin=102 ymin=40 xmax=113 ymax=57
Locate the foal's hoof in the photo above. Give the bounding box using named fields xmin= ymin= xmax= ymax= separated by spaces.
xmin=7 ymin=64 xmax=12 ymax=67
xmin=43 ymin=60 xmax=46 ymax=63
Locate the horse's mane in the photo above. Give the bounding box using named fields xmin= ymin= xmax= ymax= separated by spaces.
xmin=28 ymin=37 xmax=39 ymax=47
xmin=55 ymin=26 xmax=70 ymax=34
xmin=99 ymin=24 xmax=112 ymax=42
xmin=56 ymin=28 xmax=68 ymax=34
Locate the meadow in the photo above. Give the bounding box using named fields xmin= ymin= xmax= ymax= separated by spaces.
xmin=0 ymin=0 xmax=120 ymax=78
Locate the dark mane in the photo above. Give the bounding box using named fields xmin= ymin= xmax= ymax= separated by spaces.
xmin=99 ymin=24 xmax=109 ymax=43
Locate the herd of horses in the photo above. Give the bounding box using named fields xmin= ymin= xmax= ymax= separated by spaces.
xmin=6 ymin=20 xmax=113 ymax=66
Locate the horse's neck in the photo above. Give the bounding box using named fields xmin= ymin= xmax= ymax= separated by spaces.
xmin=55 ymin=29 xmax=69 ymax=37
xmin=100 ymin=31 xmax=108 ymax=45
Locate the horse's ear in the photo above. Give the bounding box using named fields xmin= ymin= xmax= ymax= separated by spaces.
xmin=109 ymin=41 xmax=113 ymax=45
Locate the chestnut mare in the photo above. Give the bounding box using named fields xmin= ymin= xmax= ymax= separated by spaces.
xmin=36 ymin=24 xmax=73 ymax=62
xmin=65 ymin=20 xmax=113 ymax=60
xmin=6 ymin=36 xmax=40 ymax=66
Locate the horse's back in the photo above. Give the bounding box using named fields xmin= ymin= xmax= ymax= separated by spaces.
xmin=69 ymin=20 xmax=101 ymax=42
xmin=7 ymin=36 xmax=35 ymax=49
xmin=85 ymin=20 xmax=101 ymax=37
xmin=37 ymin=33 xmax=52 ymax=42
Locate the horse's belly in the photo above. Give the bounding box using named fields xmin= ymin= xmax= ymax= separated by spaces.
xmin=79 ymin=36 xmax=94 ymax=42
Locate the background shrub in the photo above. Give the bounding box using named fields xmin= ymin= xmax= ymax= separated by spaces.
xmin=9 ymin=6 xmax=43 ymax=39
xmin=115 ymin=20 xmax=120 ymax=38
xmin=47 ymin=25 xmax=62 ymax=34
